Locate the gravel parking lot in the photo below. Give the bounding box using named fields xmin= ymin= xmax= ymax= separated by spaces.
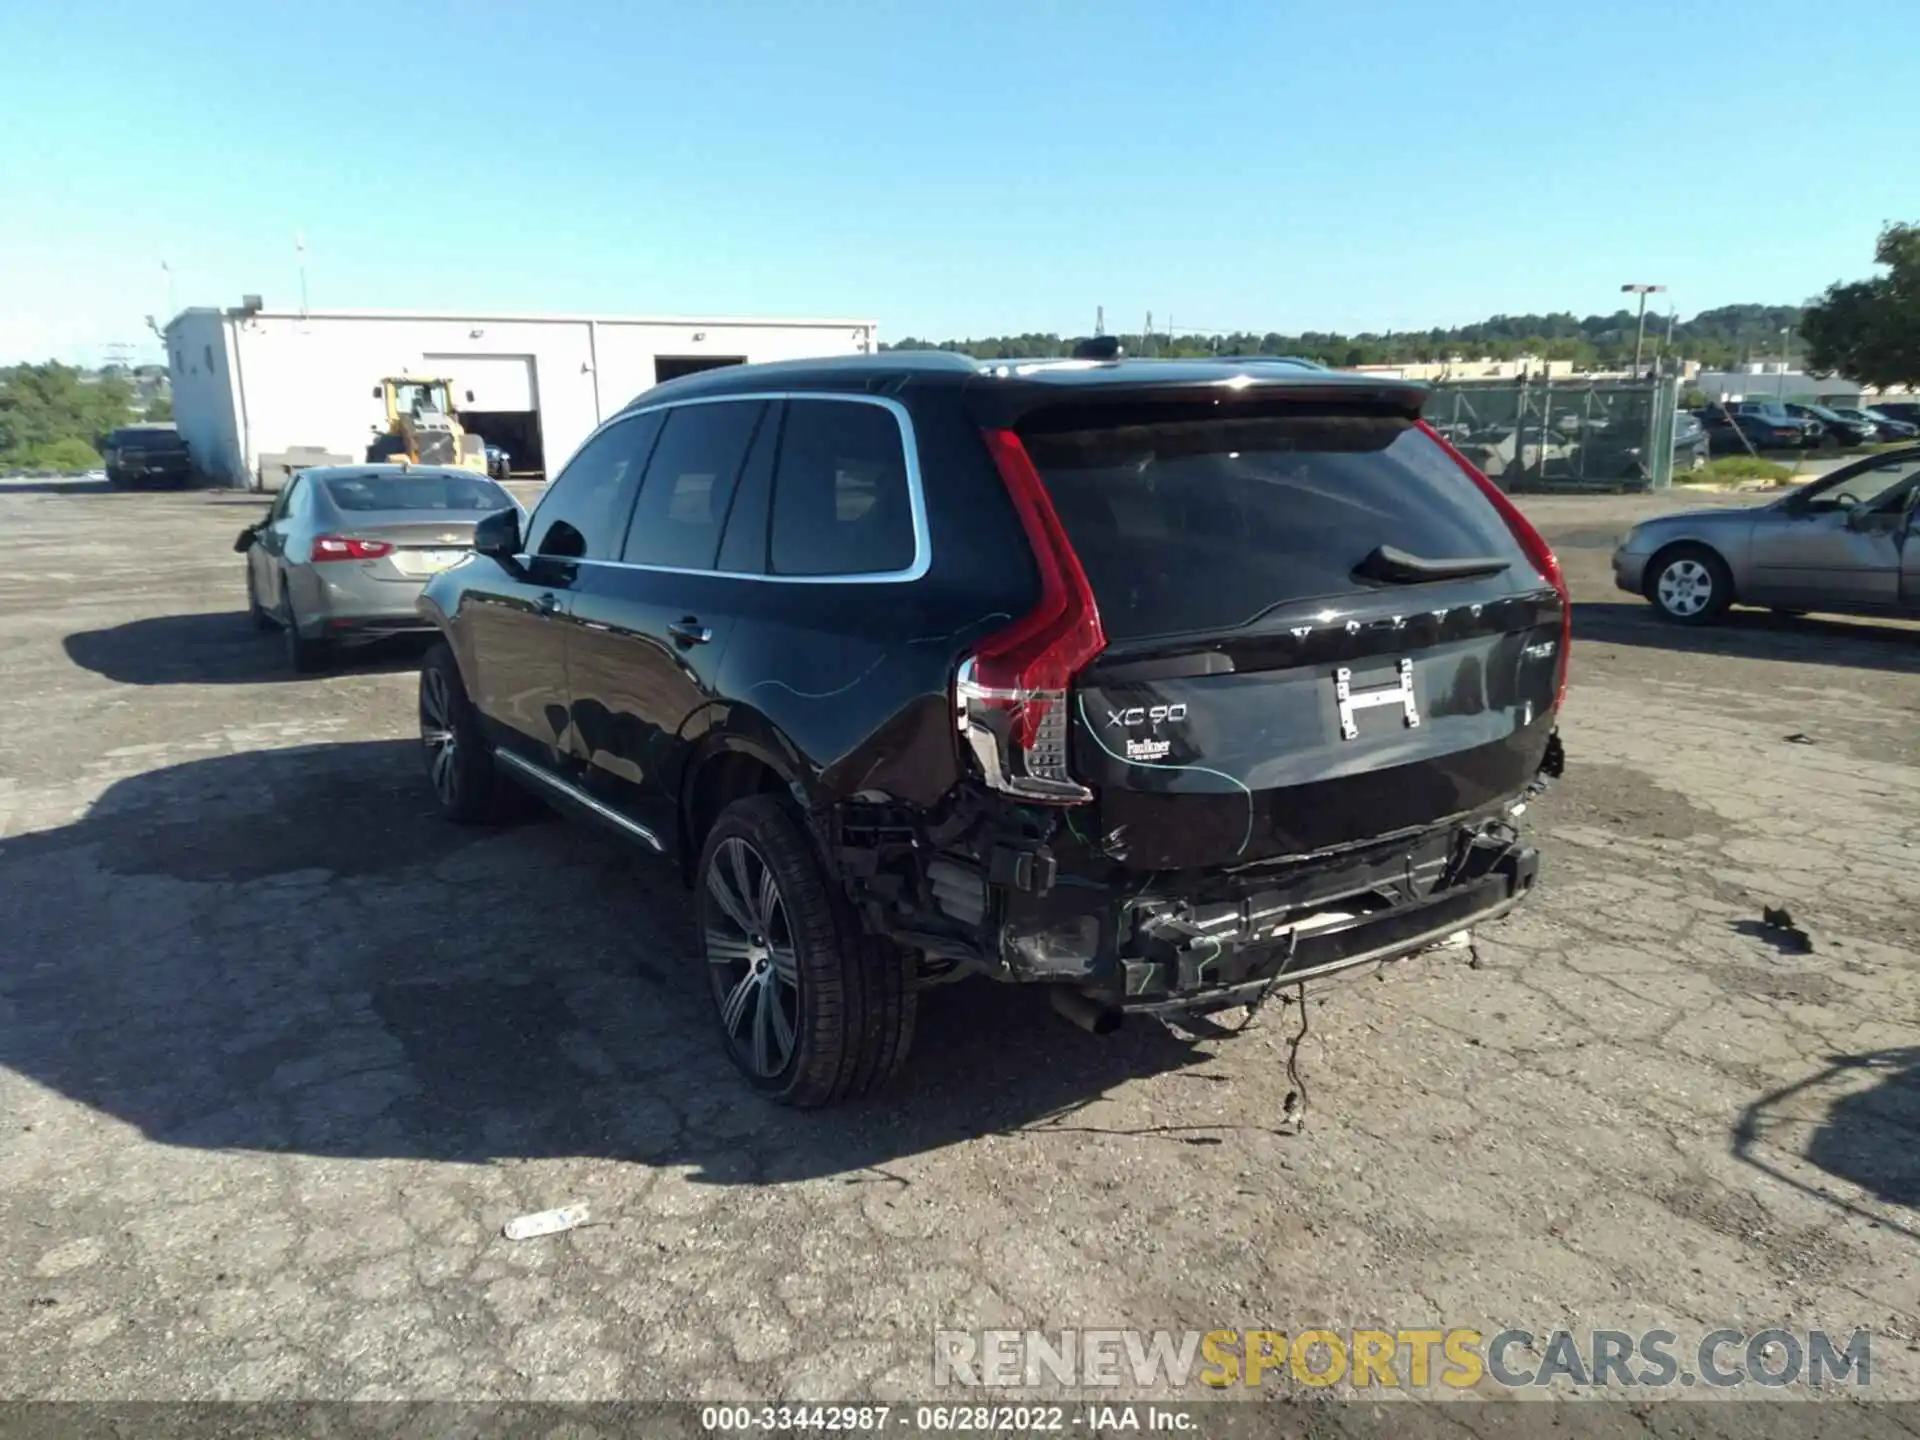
xmin=1 ymin=478 xmax=1915 ymax=1413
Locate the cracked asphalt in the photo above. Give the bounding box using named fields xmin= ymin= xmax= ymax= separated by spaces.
xmin=0 ymin=478 xmax=1915 ymax=1413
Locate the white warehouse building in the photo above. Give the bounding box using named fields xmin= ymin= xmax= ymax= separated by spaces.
xmin=164 ymin=303 xmax=879 ymax=489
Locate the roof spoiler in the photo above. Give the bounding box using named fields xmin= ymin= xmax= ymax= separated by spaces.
xmin=968 ymin=374 xmax=1432 ymax=430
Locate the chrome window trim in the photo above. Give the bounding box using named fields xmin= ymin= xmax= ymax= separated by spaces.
xmin=494 ymin=750 xmax=665 ymax=853
xmin=520 ymin=391 xmax=931 ymax=585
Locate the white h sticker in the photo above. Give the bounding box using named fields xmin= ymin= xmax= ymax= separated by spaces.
xmin=1335 ymin=660 xmax=1421 ymax=741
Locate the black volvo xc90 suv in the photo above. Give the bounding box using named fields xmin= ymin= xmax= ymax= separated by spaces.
xmin=417 ymin=351 xmax=1567 ymax=1106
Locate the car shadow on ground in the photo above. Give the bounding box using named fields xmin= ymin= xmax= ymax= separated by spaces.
xmin=1574 ymin=603 xmax=1919 ymax=674
xmin=1734 ymin=1046 xmax=1920 ymax=1240
xmin=63 ymin=612 xmax=428 ymax=685
xmin=0 ymin=740 xmax=1212 ymax=1185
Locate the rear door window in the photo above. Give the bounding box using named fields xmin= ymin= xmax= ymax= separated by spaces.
xmin=768 ymin=399 xmax=916 ymax=577
xmin=621 ymin=400 xmax=767 ymax=570
xmin=1020 ymin=412 xmax=1527 ymax=642
xmin=526 ymin=412 xmax=663 ymax=559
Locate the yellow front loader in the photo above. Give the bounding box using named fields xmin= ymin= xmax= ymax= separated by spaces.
xmin=365 ymin=376 xmax=488 ymax=473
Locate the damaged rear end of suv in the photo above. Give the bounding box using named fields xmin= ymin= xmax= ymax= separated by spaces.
xmin=419 ymin=351 xmax=1565 ymax=1105
xmin=870 ymin=361 xmax=1568 ymax=1035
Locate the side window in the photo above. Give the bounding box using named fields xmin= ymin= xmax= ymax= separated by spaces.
xmin=526 ymin=412 xmax=663 ymax=560
xmin=621 ymin=400 xmax=766 ymax=570
xmin=270 ymin=475 xmax=301 ymax=521
xmin=768 ymin=400 xmax=916 ymax=577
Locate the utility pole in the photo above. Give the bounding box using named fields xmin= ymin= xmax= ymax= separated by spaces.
xmin=1144 ymin=311 xmax=1152 ymax=359
xmin=1621 ymin=283 xmax=1666 ymax=377
xmin=1095 ymin=305 xmax=1105 ymax=338
xmin=1777 ymin=327 xmax=1791 ymax=398
xmin=296 ymin=232 xmax=309 ymax=317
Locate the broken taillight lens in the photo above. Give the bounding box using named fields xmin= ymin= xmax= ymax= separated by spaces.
xmin=1418 ymin=420 xmax=1571 ymax=713
xmin=955 ymin=428 xmax=1107 ymax=804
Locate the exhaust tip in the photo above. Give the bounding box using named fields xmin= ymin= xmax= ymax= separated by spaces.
xmin=1050 ymin=986 xmax=1123 ymax=1036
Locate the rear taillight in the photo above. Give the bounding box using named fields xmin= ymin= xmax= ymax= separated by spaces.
xmin=311 ymin=535 xmax=394 ymax=562
xmin=1418 ymin=420 xmax=1570 ymax=713
xmin=955 ymin=429 xmax=1107 ymax=804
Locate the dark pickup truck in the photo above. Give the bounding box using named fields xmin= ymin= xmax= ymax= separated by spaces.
xmin=104 ymin=425 xmax=194 ymax=489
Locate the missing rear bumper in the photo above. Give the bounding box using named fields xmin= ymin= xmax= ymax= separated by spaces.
xmin=1120 ymin=848 xmax=1537 ymax=1017
xmin=992 ymin=821 xmax=1541 ymax=1012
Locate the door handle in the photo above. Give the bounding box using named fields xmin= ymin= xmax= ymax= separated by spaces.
xmin=536 ymin=592 xmax=560 ymax=615
xmin=668 ymin=617 xmax=713 ymax=645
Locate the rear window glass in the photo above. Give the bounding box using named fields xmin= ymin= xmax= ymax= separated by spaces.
xmin=1021 ymin=414 xmax=1526 ymax=642
xmin=769 ymin=400 xmax=916 ymax=576
xmin=111 ymin=429 xmax=186 ymax=449
xmin=322 ymin=473 xmax=512 ymax=513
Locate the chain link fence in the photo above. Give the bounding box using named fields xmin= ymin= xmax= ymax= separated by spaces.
xmin=1422 ymin=376 xmax=1680 ymax=492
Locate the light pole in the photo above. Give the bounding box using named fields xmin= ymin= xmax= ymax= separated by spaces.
xmin=1776 ymin=327 xmax=1791 ymax=398
xmin=1621 ymin=283 xmax=1667 ymax=377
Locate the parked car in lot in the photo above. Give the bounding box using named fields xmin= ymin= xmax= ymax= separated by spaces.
xmin=1827 ymin=404 xmax=1920 ymax=441
xmin=234 ymin=464 xmax=520 ymax=672
xmin=1567 ymin=409 xmax=1708 ymax=485
xmin=415 ymin=353 xmax=1567 ymax=1105
xmin=1614 ymin=446 xmax=1920 ymax=624
xmin=1866 ymin=401 xmax=1920 ymax=431
xmin=1674 ymin=410 xmax=1711 ymax=469
xmin=1783 ymin=402 xmax=1878 ymax=448
xmin=1697 ymin=403 xmax=1819 ymax=452
xmin=103 ymin=424 xmax=194 ymax=488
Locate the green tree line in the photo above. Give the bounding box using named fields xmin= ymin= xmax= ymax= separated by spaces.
xmin=0 ymin=362 xmax=140 ymax=470
xmin=887 ymin=303 xmax=1811 ymax=371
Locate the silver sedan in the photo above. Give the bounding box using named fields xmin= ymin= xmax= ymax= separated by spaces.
xmin=1613 ymin=447 xmax=1920 ymax=624
xmin=234 ymin=464 xmax=520 ymax=671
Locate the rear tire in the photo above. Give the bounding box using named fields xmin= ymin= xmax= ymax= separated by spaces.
xmin=419 ymin=641 xmax=516 ymax=823
xmin=280 ymin=587 xmax=330 ymax=673
xmin=697 ymin=795 xmax=915 ymax=1107
xmin=1646 ymin=544 xmax=1733 ymax=626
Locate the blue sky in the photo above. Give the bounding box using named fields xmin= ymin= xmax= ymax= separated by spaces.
xmin=4 ymin=0 xmax=1914 ymax=364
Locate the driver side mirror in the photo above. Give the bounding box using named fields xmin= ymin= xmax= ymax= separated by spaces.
xmin=232 ymin=523 xmax=260 ymax=554
xmin=473 ymin=506 xmax=522 ymax=560
xmin=371 ymin=386 xmax=383 ymax=398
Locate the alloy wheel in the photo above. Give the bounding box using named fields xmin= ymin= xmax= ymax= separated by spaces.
xmin=1656 ymin=558 xmax=1713 ymax=618
xmin=704 ymin=837 xmax=800 ymax=1079
xmin=420 ymin=666 xmax=459 ymax=805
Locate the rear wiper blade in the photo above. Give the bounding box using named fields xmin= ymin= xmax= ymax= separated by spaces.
xmin=1353 ymin=544 xmax=1511 ymax=585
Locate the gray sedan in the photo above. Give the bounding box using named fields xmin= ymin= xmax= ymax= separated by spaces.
xmin=1613 ymin=447 xmax=1920 ymax=624
xmin=234 ymin=464 xmax=519 ymax=671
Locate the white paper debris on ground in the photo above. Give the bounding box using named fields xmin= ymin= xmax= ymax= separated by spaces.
xmin=502 ymin=1203 xmax=590 ymax=1241
xmin=1436 ymin=930 xmax=1474 ymax=951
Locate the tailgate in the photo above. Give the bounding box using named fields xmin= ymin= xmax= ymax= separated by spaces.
xmin=1018 ymin=405 xmax=1563 ymax=871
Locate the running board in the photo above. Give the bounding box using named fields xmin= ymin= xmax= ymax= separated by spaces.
xmin=494 ymin=750 xmax=666 ymax=854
